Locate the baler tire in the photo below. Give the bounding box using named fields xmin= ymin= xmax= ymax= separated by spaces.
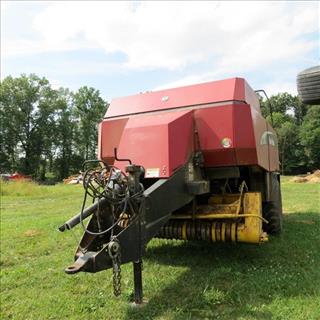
xmin=263 ymin=174 xmax=283 ymax=235
xmin=297 ymin=66 xmax=320 ymax=105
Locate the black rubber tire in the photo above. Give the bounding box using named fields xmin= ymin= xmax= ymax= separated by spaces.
xmin=263 ymin=173 xmax=283 ymax=235
xmin=297 ymin=66 xmax=320 ymax=105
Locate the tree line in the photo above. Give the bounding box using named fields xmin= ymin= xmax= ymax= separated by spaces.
xmin=0 ymin=74 xmax=319 ymax=181
xmin=0 ymin=74 xmax=107 ymax=181
xmin=260 ymin=93 xmax=320 ymax=174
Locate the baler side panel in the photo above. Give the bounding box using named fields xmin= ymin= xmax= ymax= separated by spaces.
xmin=267 ymin=123 xmax=280 ymax=171
xmin=194 ymin=105 xmax=237 ymax=167
xmin=245 ymin=81 xmax=261 ymax=113
xmin=107 ymin=110 xmax=194 ymax=177
xmin=251 ymin=108 xmax=269 ymax=171
xmin=168 ymin=111 xmax=194 ymax=174
xmin=233 ymin=104 xmax=258 ymax=165
xmin=99 ymin=118 xmax=128 ymax=164
xmin=116 ymin=120 xmax=169 ymax=176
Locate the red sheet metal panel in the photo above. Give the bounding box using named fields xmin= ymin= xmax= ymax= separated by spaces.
xmin=100 ymin=102 xmax=270 ymax=173
xmin=168 ymin=111 xmax=194 ymax=174
xmin=99 ymin=77 xmax=278 ymax=176
xmin=99 ymin=118 xmax=129 ymax=164
xmin=106 ymin=78 xmax=246 ymax=118
xmin=193 ymin=104 xmax=259 ymax=168
xmin=267 ymin=123 xmax=280 ymax=171
xmin=194 ymin=105 xmax=237 ymax=167
xmin=244 ymin=80 xmax=261 ymax=113
xmin=251 ymin=108 xmax=269 ymax=171
xmin=233 ymin=104 xmax=258 ymax=165
xmin=100 ymin=110 xmax=193 ymax=177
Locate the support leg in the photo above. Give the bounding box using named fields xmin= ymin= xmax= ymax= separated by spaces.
xmin=133 ymin=260 xmax=143 ymax=304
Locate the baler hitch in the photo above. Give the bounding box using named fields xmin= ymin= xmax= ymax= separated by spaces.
xmin=59 ymin=160 xmax=146 ymax=302
xmin=59 ymin=160 xmax=195 ymax=304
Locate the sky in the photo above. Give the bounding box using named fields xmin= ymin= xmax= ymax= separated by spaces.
xmin=1 ymin=1 xmax=319 ymax=101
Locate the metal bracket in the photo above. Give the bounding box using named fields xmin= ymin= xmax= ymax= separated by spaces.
xmin=65 ymin=251 xmax=96 ymax=274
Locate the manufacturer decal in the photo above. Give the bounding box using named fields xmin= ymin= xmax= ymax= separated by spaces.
xmin=161 ymin=95 xmax=169 ymax=102
xmin=145 ymin=168 xmax=160 ymax=178
xmin=221 ymin=137 xmax=232 ymax=148
xmin=260 ymin=131 xmax=277 ymax=147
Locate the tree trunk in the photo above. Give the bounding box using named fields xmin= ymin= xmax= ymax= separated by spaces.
xmin=40 ymin=159 xmax=46 ymax=181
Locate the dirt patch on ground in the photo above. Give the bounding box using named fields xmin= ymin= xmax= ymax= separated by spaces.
xmin=63 ymin=174 xmax=83 ymax=184
xmin=291 ymin=170 xmax=320 ymax=183
xmin=23 ymin=229 xmax=42 ymax=237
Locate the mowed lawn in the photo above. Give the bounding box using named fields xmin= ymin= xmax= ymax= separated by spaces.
xmin=1 ymin=178 xmax=319 ymax=320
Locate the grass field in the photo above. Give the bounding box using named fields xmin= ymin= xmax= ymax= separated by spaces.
xmin=1 ymin=178 xmax=319 ymax=320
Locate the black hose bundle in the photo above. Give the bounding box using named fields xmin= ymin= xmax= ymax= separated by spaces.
xmin=79 ymin=165 xmax=143 ymax=236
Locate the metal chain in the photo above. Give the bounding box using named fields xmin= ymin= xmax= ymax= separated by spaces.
xmin=112 ymin=252 xmax=121 ymax=296
xmin=108 ymin=240 xmax=121 ymax=297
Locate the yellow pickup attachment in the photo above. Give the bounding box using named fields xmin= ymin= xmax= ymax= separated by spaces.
xmin=158 ymin=191 xmax=268 ymax=244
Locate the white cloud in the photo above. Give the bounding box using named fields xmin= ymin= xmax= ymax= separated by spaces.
xmin=1 ymin=1 xmax=319 ymax=97
xmin=3 ymin=1 xmax=319 ymax=72
xmin=263 ymin=81 xmax=298 ymax=96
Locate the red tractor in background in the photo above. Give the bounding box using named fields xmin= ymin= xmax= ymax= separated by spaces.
xmin=59 ymin=77 xmax=283 ymax=304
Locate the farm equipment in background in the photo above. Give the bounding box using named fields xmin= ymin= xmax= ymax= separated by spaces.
xmin=0 ymin=172 xmax=32 ymax=181
xmin=59 ymin=77 xmax=283 ymax=304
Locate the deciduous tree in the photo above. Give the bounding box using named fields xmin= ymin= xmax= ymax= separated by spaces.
xmin=72 ymin=86 xmax=107 ymax=160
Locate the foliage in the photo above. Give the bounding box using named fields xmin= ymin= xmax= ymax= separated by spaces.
xmin=1 ymin=180 xmax=319 ymax=319
xmin=53 ymin=88 xmax=77 ymax=180
xmin=300 ymin=105 xmax=320 ymax=169
xmin=0 ymin=74 xmax=57 ymax=177
xmin=72 ymin=86 xmax=107 ymax=160
xmin=0 ymin=75 xmax=107 ymax=180
xmin=261 ymin=92 xmax=307 ymax=125
xmin=260 ymin=93 xmax=319 ymax=174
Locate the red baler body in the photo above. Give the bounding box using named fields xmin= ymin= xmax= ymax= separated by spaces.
xmin=61 ymin=78 xmax=282 ymax=296
xmin=99 ymin=77 xmax=279 ymax=177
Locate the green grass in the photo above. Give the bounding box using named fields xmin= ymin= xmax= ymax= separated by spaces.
xmin=1 ymin=178 xmax=319 ymax=320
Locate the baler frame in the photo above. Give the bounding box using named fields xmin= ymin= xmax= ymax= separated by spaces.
xmin=58 ymin=77 xmax=283 ymax=304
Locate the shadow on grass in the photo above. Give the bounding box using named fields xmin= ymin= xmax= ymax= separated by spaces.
xmin=125 ymin=212 xmax=320 ymax=320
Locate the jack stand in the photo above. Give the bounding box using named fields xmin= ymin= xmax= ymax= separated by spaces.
xmin=133 ymin=260 xmax=143 ymax=305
